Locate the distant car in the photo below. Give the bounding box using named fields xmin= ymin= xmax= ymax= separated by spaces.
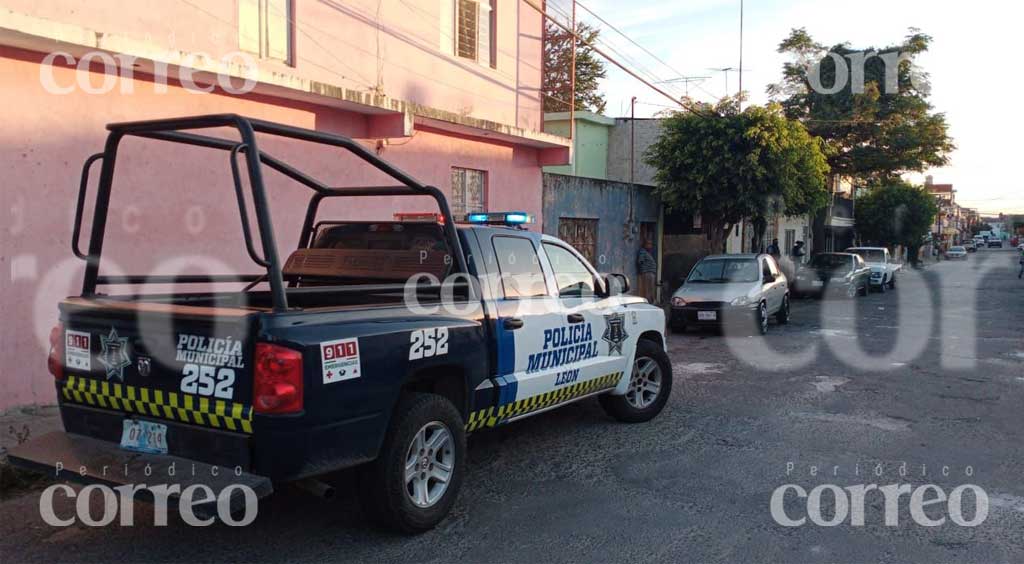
xmin=845 ymin=247 xmax=901 ymax=292
xmin=964 ymin=241 xmax=977 ymax=252
xmin=793 ymin=253 xmax=871 ymax=299
xmin=670 ymin=254 xmax=790 ymax=335
xmin=946 ymin=246 xmax=968 ymax=259
xmin=988 ymin=240 xmax=1003 ymax=249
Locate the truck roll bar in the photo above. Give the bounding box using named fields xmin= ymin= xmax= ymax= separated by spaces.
xmin=75 ymin=114 xmax=471 ymax=313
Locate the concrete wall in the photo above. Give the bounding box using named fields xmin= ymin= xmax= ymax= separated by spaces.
xmin=541 ymin=173 xmax=660 ymax=283
xmin=0 ymin=47 xmax=543 ymax=410
xmin=607 ymin=118 xmax=662 ymax=185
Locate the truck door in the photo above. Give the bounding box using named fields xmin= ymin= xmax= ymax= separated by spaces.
xmin=540 ymin=241 xmax=630 ymax=388
xmin=484 ymin=235 xmax=571 ymax=421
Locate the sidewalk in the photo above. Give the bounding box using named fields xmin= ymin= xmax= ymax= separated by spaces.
xmin=0 ymin=404 xmax=61 ymax=498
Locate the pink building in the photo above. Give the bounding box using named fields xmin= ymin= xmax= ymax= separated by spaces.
xmin=0 ymin=1 xmax=570 ymax=410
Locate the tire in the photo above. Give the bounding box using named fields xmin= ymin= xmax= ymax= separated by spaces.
xmin=888 ymin=274 xmax=896 ymax=290
xmin=599 ymin=339 xmax=673 ymax=423
xmin=357 ymin=393 xmax=466 ymax=533
xmin=845 ymin=283 xmax=858 ymax=300
xmin=876 ymin=279 xmax=886 ymax=294
xmin=755 ymin=302 xmax=769 ymax=335
xmin=776 ymin=295 xmax=791 ymax=324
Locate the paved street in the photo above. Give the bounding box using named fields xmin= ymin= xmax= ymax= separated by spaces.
xmin=2 ymin=249 xmax=1023 ymax=564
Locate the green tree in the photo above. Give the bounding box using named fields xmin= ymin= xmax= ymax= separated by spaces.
xmin=856 ymin=180 xmax=938 ymax=263
xmin=542 ymin=21 xmax=607 ymax=114
xmin=645 ymin=99 xmax=830 ymax=253
xmin=769 ymin=28 xmax=954 ymax=181
xmin=970 ymin=222 xmax=993 ymax=236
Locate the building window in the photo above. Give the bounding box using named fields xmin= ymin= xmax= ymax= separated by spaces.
xmin=557 ymin=218 xmax=598 ymax=267
xmin=239 ymin=0 xmax=293 ymax=63
xmin=784 ymin=229 xmax=796 ymax=256
xmin=441 ymin=0 xmax=495 ymax=68
xmin=450 ymin=167 xmax=487 ymax=216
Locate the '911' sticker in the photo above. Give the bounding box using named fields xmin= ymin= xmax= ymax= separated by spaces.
xmin=322 ymin=338 xmax=362 ymax=384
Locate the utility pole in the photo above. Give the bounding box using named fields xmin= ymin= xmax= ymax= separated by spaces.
xmin=738 ymin=0 xmax=744 ymax=106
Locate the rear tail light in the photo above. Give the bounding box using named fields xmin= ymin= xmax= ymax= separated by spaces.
xmin=253 ymin=343 xmax=304 ymax=414
xmin=48 ymin=322 xmax=65 ymax=380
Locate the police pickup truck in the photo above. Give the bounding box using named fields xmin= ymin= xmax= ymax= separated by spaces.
xmin=10 ymin=116 xmax=671 ymax=533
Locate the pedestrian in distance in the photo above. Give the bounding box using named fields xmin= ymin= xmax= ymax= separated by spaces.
xmin=792 ymin=241 xmax=806 ymax=265
xmin=767 ymin=238 xmax=782 ymax=258
xmin=637 ymin=240 xmax=658 ymax=304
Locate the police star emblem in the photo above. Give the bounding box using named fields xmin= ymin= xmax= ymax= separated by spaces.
xmin=98 ymin=328 xmax=131 ymax=382
xmin=602 ymin=313 xmax=629 ymax=356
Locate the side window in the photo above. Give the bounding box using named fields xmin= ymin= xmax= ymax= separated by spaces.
xmin=761 ymin=259 xmax=773 ymax=281
xmin=768 ymin=257 xmax=781 ymax=277
xmin=492 ymin=237 xmax=547 ymax=299
xmin=543 ymin=243 xmax=595 ymax=298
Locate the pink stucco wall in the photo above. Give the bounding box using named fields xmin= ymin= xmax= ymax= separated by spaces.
xmin=1 ymin=0 xmax=544 ymax=131
xmin=0 ymin=47 xmax=543 ymax=410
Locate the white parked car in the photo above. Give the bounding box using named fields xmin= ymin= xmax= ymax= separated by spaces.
xmin=669 ymin=254 xmax=790 ymax=335
xmin=946 ymin=246 xmax=968 ymax=259
xmin=845 ymin=247 xmax=901 ymax=292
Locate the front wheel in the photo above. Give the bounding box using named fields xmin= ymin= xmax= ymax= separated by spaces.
xmin=357 ymin=393 xmax=465 ymax=533
xmin=755 ymin=302 xmax=769 ymax=335
xmin=888 ymin=274 xmax=897 ymax=289
xmin=599 ymin=339 xmax=673 ymax=423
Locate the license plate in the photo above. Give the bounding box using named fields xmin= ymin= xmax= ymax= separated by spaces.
xmin=120 ymin=420 xmax=168 ymax=454
xmin=812 ymin=280 xmax=825 ymax=287
xmin=698 ymin=311 xmax=717 ymax=321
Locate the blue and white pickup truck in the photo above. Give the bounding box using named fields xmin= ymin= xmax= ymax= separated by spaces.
xmin=845 ymin=247 xmax=901 ymax=292
xmin=10 ymin=115 xmax=672 ymax=533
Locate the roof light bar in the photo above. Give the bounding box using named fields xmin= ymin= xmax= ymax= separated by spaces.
xmin=463 ymin=212 xmax=534 ymax=226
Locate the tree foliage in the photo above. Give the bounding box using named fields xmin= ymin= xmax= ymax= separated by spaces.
xmin=769 ymin=28 xmax=954 ymax=181
xmin=856 ymin=180 xmax=938 ymax=253
xmin=542 ymin=21 xmax=607 ymax=114
xmin=644 ymin=99 xmax=830 ymax=252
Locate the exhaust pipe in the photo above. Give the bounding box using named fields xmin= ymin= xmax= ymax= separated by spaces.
xmin=294 ymin=478 xmax=335 ymax=500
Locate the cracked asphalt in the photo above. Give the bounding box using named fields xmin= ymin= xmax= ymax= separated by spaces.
xmin=1 ymin=249 xmax=1022 ymax=563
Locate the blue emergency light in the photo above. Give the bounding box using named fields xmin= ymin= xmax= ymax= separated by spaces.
xmin=464 ymin=212 xmax=534 ymax=227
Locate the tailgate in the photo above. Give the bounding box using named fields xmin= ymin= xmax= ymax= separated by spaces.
xmin=58 ymin=298 xmax=258 ymax=435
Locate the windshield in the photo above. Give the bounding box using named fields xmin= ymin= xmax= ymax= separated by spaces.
xmin=808 ymin=254 xmax=851 ymax=270
xmin=848 ymin=249 xmax=886 ymax=263
xmin=687 ymin=258 xmax=760 ymax=283
xmin=951 ymin=246 xmax=965 ymax=252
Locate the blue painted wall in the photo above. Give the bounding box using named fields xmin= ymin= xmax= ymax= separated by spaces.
xmin=541 ymin=173 xmax=661 ymax=283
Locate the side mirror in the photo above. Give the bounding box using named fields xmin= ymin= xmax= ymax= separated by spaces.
xmin=603 ymin=273 xmax=630 ymax=296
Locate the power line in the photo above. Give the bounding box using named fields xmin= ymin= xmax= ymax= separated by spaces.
xmin=523 ymin=0 xmax=709 ymax=117
xmin=573 ymin=0 xmax=722 ymax=102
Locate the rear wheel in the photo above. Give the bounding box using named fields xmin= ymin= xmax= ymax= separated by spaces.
xmin=357 ymin=393 xmax=465 ymax=533
xmin=776 ymin=295 xmax=791 ymax=324
xmin=846 ymin=283 xmax=859 ymax=299
xmin=599 ymin=339 xmax=673 ymax=423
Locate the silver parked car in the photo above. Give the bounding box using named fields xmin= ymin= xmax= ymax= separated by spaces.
xmin=669 ymin=254 xmax=790 ymax=335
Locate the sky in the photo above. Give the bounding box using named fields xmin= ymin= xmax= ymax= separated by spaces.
xmin=569 ymin=0 xmax=1023 ymax=216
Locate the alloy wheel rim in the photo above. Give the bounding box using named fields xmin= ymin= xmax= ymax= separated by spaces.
xmin=626 ymin=356 xmax=663 ymax=409
xmin=760 ymin=305 xmax=768 ymax=333
xmin=404 ymin=421 xmax=454 ymax=508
